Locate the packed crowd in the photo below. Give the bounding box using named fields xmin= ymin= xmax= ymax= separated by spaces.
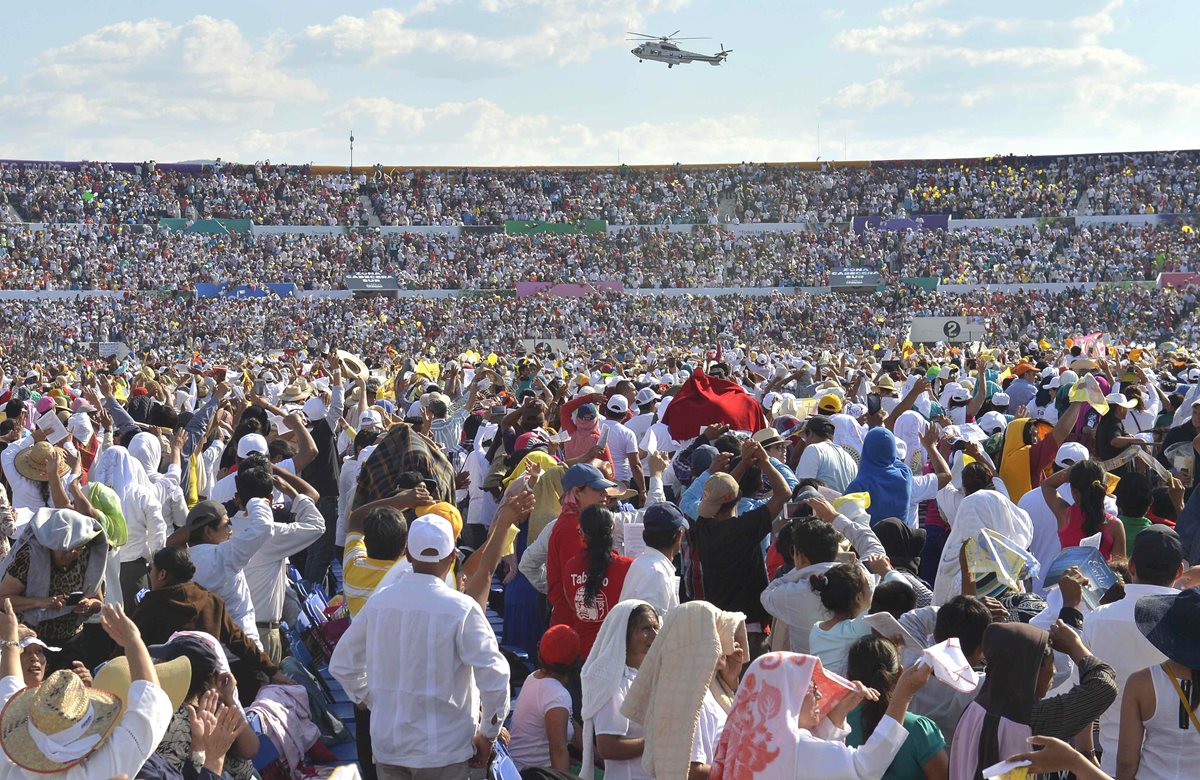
xmin=0 ymin=220 xmax=1196 ymax=291
xmin=0 ymin=323 xmax=1197 ymax=780
xmin=4 ymin=150 xmax=1200 ymax=229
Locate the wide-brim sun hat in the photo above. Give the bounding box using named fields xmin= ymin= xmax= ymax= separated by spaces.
xmin=1135 ymin=587 xmax=1200 ymax=669
xmin=13 ymin=442 xmax=70 ymax=482
xmin=0 ymin=669 xmax=123 ymax=773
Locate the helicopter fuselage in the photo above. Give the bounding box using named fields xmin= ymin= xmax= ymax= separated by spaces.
xmin=630 ymin=42 xmax=727 ymax=66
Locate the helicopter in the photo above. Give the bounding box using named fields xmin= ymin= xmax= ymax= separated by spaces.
xmin=628 ymin=31 xmax=732 ymax=67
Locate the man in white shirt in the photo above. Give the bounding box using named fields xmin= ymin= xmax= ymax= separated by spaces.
xmin=244 ymin=465 xmax=326 ymax=665
xmin=760 ymin=495 xmax=889 ymax=653
xmin=601 ymin=395 xmax=645 ymax=498
xmin=619 ymin=502 xmax=685 ymax=616
xmin=793 ymin=415 xmax=857 ymax=493
xmin=1080 ymin=525 xmax=1184 ymax=775
xmin=331 ymin=514 xmax=510 ymax=779
xmin=186 ymin=466 xmax=275 ymax=650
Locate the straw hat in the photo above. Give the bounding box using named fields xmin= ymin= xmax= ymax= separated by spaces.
xmin=279 ymin=380 xmax=313 ymax=404
xmin=0 ymin=669 xmax=122 ymax=772
xmin=336 ymin=350 xmax=368 ymax=381
xmin=14 ymin=442 xmax=69 ymax=482
xmin=93 ymin=656 xmax=191 ymax=717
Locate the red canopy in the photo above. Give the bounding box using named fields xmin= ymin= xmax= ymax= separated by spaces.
xmin=662 ymin=371 xmax=767 ymax=441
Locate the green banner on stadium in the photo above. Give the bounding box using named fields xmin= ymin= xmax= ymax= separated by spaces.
xmin=902 ymin=277 xmax=940 ymax=292
xmin=504 ymin=220 xmax=607 ymax=235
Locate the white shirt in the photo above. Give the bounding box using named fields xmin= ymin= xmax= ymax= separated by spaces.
xmin=189 ymin=497 xmax=274 ymax=649
xmin=466 ymin=448 xmax=499 ymax=529
xmin=593 ymin=666 xmax=652 ymax=780
xmin=689 ymin=689 xmax=727 ymax=765
xmin=1080 ymin=583 xmax=1179 ymax=776
xmin=795 ymin=441 xmax=857 ymax=493
xmin=115 ymin=482 xmax=165 ymax=565
xmin=519 ymin=518 xmax=555 ymax=594
xmin=602 ymin=419 xmax=640 ymax=483
xmin=506 ymin=672 xmax=572 ymax=770
xmin=245 ymin=495 xmax=325 ymax=624
xmin=150 ymin=465 xmax=188 ymax=529
xmin=907 ymin=473 xmax=941 ymax=530
xmin=336 ymin=457 xmax=361 ymax=547
xmin=329 ymin=571 xmax=511 ymax=769
xmin=0 ymin=676 xmax=171 ymax=780
xmin=619 ymin=548 xmax=678 ymax=617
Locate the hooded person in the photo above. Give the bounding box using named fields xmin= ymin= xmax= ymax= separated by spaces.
xmin=128 ymin=431 xmax=188 ymax=532
xmin=891 ymin=411 xmax=929 ymax=473
xmin=843 ymin=428 xmax=913 ymax=528
xmin=91 ymin=446 xmax=167 ymax=613
xmin=872 ymin=518 xmax=933 ymax=607
xmin=558 ymin=397 xmax=615 ymax=475
xmin=933 ymin=489 xmax=1034 ymax=606
xmin=830 ymin=412 xmax=865 ymax=459
xmin=949 ymin=622 xmax=1117 ymax=780
xmin=620 ymin=601 xmax=747 ymax=780
xmin=710 ymin=651 xmax=930 ymax=780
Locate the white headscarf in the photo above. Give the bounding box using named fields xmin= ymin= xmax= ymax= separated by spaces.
xmin=829 ymin=413 xmax=865 ymax=454
xmin=90 ymin=447 xmax=153 ymax=523
xmin=892 ymin=410 xmax=928 ymax=471
xmin=127 ymin=432 xmax=163 ymax=478
xmin=934 ymin=489 xmax=1034 ymax=606
xmin=580 ymin=600 xmax=653 ymax=774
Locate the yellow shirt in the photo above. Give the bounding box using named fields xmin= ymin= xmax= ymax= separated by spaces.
xmin=342 ymin=532 xmax=398 ymax=616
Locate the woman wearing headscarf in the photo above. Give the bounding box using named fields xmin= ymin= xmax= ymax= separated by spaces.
xmin=710 ymin=651 xmax=935 ymax=780
xmin=933 ymin=489 xmax=1034 ymax=606
xmin=91 ymin=445 xmax=167 ymax=611
xmin=620 ymin=601 xmax=747 ymax=780
xmin=0 ymin=507 xmax=107 ymax=669
xmin=831 ymin=412 xmax=866 ymax=460
xmin=844 ymin=428 xmax=914 ymax=527
xmin=580 ymin=600 xmax=660 ymax=780
xmin=872 ymin=519 xmax=933 ymax=608
xmin=128 ymin=429 xmax=189 ymax=532
xmin=949 ymin=622 xmax=1117 ymax=780
xmin=892 ymin=411 xmax=930 ymax=474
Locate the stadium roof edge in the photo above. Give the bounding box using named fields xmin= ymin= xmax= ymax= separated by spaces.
xmin=2 ymin=148 xmax=1197 ymax=174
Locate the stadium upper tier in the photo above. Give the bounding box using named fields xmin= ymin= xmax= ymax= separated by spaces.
xmin=0 ymin=220 xmax=1194 ymax=291
xmin=2 ymin=149 xmax=1199 ymax=227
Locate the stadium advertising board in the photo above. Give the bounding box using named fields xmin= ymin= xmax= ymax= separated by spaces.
xmin=909 ymin=316 xmax=988 ymax=343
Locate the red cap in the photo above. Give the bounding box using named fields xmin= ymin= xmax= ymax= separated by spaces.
xmin=539 ymin=625 xmax=581 ymax=667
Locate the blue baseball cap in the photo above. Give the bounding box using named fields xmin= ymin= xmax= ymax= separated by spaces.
xmin=643 ymin=502 xmax=689 ymax=531
xmin=562 ymin=463 xmax=618 ymax=493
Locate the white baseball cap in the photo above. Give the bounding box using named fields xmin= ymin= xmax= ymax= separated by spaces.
xmin=407 ymin=514 xmax=456 ymax=563
xmin=634 ymin=387 xmax=660 ymax=407
xmin=1054 ymin=442 xmax=1090 ymax=468
xmin=606 ymin=394 xmax=630 ymax=415
xmin=359 ymin=409 xmax=383 ymax=429
xmin=991 ymin=392 xmax=1011 ymax=407
xmin=236 ymin=433 xmax=269 ymax=459
xmin=979 ymin=411 xmax=1008 ymax=435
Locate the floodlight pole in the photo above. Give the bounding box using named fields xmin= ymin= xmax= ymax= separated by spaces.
xmin=350 ymin=131 xmax=355 ymax=173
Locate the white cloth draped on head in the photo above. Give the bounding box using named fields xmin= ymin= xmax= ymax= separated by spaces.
xmin=127 ymin=432 xmax=163 ymax=478
xmin=934 ymin=489 xmax=1034 ymax=606
xmin=891 ymin=411 xmax=928 ymax=471
xmin=90 ymin=446 xmax=153 ymax=522
xmin=579 ymin=599 xmax=653 ymax=774
xmin=620 ymin=601 xmax=745 ymax=780
xmin=830 ymin=413 xmax=865 ymax=454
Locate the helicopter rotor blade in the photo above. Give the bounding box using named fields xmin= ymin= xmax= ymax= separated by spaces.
xmin=626 ymin=32 xmax=660 ymax=38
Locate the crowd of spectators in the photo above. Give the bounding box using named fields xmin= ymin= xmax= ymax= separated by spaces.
xmin=3 ymin=150 xmax=1200 ymax=229
xmin=0 ymin=220 xmax=1196 ymax=291
xmin=2 ymin=284 xmax=1194 ymax=366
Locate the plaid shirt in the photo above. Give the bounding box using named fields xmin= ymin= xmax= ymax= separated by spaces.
xmin=353 ymin=423 xmax=456 ymax=509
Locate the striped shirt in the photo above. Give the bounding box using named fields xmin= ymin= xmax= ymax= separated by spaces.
xmin=343 ymin=532 xmax=398 ymax=616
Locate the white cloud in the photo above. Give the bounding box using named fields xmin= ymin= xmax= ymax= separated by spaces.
xmin=881 ymin=0 xmax=949 ymax=22
xmin=294 ymin=0 xmax=691 ymax=70
xmin=829 ymin=79 xmax=914 ymax=110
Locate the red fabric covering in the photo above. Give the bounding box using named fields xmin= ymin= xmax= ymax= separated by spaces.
xmin=662 ymin=371 xmax=767 ymax=440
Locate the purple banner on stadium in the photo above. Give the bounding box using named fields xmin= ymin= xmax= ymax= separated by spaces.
xmin=852 ymin=214 xmax=951 ymax=234
xmin=515 ymin=281 xmax=624 ymax=298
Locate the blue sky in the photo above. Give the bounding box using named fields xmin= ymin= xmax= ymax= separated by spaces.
xmin=0 ymin=0 xmax=1196 ymax=165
